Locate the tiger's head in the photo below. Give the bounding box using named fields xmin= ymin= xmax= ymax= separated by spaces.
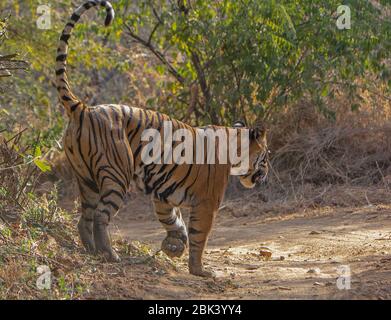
xmin=233 ymin=120 xmax=269 ymax=189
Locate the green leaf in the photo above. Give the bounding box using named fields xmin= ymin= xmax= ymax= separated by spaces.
xmin=33 ymin=159 xmax=51 ymax=173
xmin=321 ymin=85 xmax=329 ymax=97
xmin=156 ymin=65 xmax=165 ymax=75
xmin=34 ymin=146 xmax=42 ymax=158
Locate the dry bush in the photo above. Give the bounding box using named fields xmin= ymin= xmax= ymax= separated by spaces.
xmin=0 ymin=131 xmax=40 ymax=222
xmin=269 ymin=92 xmax=391 ymax=186
xmin=37 ymin=149 xmax=79 ymax=206
xmin=225 ymin=92 xmax=391 ymax=214
xmin=242 ymin=93 xmax=391 ymax=213
xmin=271 ymin=124 xmax=391 ymax=185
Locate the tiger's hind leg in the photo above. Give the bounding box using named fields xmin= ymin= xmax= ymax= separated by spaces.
xmin=93 ymin=181 xmax=127 ymax=262
xmin=153 ymin=200 xmax=188 ymax=258
xmin=92 ymin=130 xmax=133 ymax=262
xmin=77 ymin=179 xmax=99 ymax=254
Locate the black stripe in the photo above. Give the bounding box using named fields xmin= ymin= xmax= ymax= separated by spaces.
xmin=189 ymin=240 xmax=202 ymax=248
xmin=144 ymin=111 xmax=150 ymax=128
xmin=158 ymin=164 xmax=168 ymax=174
xmin=56 ymin=54 xmax=67 ymax=62
xmin=158 ymin=181 xmax=178 ymax=201
xmin=101 ymin=199 xmax=120 ymax=211
xmin=190 ymin=216 xmax=200 ymax=223
xmin=160 ymin=216 xmax=177 ymax=225
xmin=60 ymin=34 xmax=70 ymax=43
xmin=144 ymin=168 xmax=167 ymax=195
xmin=160 ymin=165 xmax=193 ymax=202
xmin=177 ymin=165 xmax=193 ymax=188
xmin=62 ymin=95 xmax=72 ymax=101
xmin=143 ymin=164 xmax=157 ymax=186
xmin=76 ymin=109 xmax=101 ymax=188
xmin=153 ymin=164 xmax=179 ymax=195
xmin=128 ymin=109 xmax=143 ymax=145
xmin=82 ymin=202 xmax=97 ymax=210
xmin=156 ymin=112 xmax=164 ymax=131
xmin=104 ymin=10 xmax=113 ymax=26
xmin=56 ymin=68 xmax=66 ymax=75
xmin=100 ymin=175 xmax=126 ymax=193
xmin=133 ymin=144 xmax=143 ymax=160
xmin=71 ymin=13 xmax=80 ymax=22
xmin=101 ymin=209 xmax=111 ymax=217
xmin=180 ymin=167 xmax=200 ymax=205
xmin=99 ymin=121 xmax=129 ymax=184
xmin=64 ymin=147 xmax=99 ymax=195
xmin=159 ymin=164 xmax=193 ymax=202
xmin=71 ymin=102 xmax=81 ymax=112
xmin=188 ymin=227 xmax=202 ymax=235
xmin=101 ymin=189 xmax=124 ymax=201
xmin=83 ymin=2 xmax=94 ymax=10
xmin=96 ymin=164 xmax=110 ymax=181
xmin=81 ymin=177 xmax=99 ymax=194
xmin=125 ymin=107 xmax=134 ymax=128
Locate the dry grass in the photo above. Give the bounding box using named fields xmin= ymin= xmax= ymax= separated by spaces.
xmin=270 ymin=124 xmax=391 ymax=185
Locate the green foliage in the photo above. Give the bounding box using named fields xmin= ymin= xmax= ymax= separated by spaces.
xmin=32 ymin=146 xmax=51 ymax=173
xmin=119 ymin=0 xmax=391 ymax=124
xmin=0 ymin=0 xmax=126 ymax=142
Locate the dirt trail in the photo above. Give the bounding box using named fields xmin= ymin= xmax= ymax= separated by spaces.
xmin=108 ymin=194 xmax=391 ymax=299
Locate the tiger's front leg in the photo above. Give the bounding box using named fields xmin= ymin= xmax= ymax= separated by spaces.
xmin=153 ymin=200 xmax=188 ymax=258
xmin=188 ymin=203 xmax=217 ymax=277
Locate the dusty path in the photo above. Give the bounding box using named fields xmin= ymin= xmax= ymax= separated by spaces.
xmin=109 ymin=194 xmax=391 ymax=299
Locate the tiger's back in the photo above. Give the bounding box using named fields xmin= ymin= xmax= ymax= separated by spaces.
xmin=64 ymin=104 xmax=230 ymax=209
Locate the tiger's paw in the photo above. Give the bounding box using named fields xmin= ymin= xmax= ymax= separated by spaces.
xmin=189 ymin=266 xmax=215 ymax=278
xmin=161 ymin=236 xmax=187 ymax=258
xmin=96 ymin=249 xmax=121 ymax=263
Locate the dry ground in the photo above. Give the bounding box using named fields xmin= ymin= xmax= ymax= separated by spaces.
xmin=97 ymin=191 xmax=391 ymax=300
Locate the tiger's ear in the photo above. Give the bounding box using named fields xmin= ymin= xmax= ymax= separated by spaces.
xmin=250 ymin=120 xmax=267 ymax=141
xmin=233 ymin=120 xmax=246 ymax=128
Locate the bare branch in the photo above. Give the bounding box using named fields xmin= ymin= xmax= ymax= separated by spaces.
xmin=190 ymin=52 xmax=212 ymax=111
xmin=124 ymin=22 xmax=185 ymax=84
xmin=152 ymin=7 xmax=164 ymax=24
xmin=148 ymin=22 xmax=161 ymax=45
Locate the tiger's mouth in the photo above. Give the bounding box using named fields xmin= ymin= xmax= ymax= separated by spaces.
xmin=240 ymin=169 xmax=267 ymax=189
xmin=251 ymin=170 xmax=267 ymax=184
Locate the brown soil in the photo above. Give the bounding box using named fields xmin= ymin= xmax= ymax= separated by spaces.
xmin=95 ymin=191 xmax=391 ymax=300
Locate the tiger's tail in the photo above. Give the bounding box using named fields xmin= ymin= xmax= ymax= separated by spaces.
xmin=55 ymin=1 xmax=115 ymax=116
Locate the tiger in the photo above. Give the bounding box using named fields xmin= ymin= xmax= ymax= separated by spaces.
xmin=56 ymin=0 xmax=269 ymax=277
